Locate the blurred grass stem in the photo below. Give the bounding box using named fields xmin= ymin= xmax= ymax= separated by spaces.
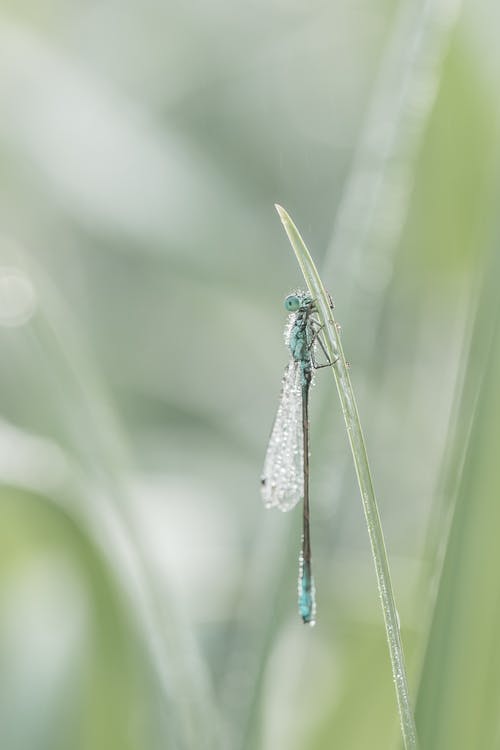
xmin=8 ymin=247 xmax=220 ymax=750
xmin=276 ymin=205 xmax=419 ymax=750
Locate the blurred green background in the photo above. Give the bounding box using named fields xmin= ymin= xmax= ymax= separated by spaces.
xmin=1 ymin=1 xmax=500 ymax=749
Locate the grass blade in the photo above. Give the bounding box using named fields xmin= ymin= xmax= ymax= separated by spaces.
xmin=276 ymin=204 xmax=419 ymax=750
xmin=415 ymin=222 xmax=500 ymax=749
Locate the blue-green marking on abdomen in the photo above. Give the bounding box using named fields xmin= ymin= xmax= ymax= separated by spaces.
xmin=298 ymin=554 xmax=316 ymax=626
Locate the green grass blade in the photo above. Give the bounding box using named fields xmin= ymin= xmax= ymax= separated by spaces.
xmin=415 ymin=232 xmax=500 ymax=749
xmin=2 ymin=245 xmax=220 ymax=750
xmin=322 ymin=0 xmax=461 ymax=291
xmin=276 ymin=204 xmax=419 ymax=750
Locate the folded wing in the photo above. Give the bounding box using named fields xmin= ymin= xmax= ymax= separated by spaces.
xmin=261 ymin=360 xmax=304 ymax=512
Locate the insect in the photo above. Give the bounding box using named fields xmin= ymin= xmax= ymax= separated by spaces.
xmin=261 ymin=291 xmax=335 ymax=625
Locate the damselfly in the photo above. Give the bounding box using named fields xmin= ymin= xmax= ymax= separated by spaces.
xmin=261 ymin=291 xmax=334 ymax=626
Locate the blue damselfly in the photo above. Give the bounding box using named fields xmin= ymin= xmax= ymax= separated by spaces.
xmin=261 ymin=291 xmax=334 ymax=625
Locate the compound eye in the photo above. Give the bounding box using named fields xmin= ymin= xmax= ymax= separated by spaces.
xmin=284 ymin=294 xmax=301 ymax=312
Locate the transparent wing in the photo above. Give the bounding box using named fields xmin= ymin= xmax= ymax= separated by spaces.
xmin=261 ymin=360 xmax=304 ymax=512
